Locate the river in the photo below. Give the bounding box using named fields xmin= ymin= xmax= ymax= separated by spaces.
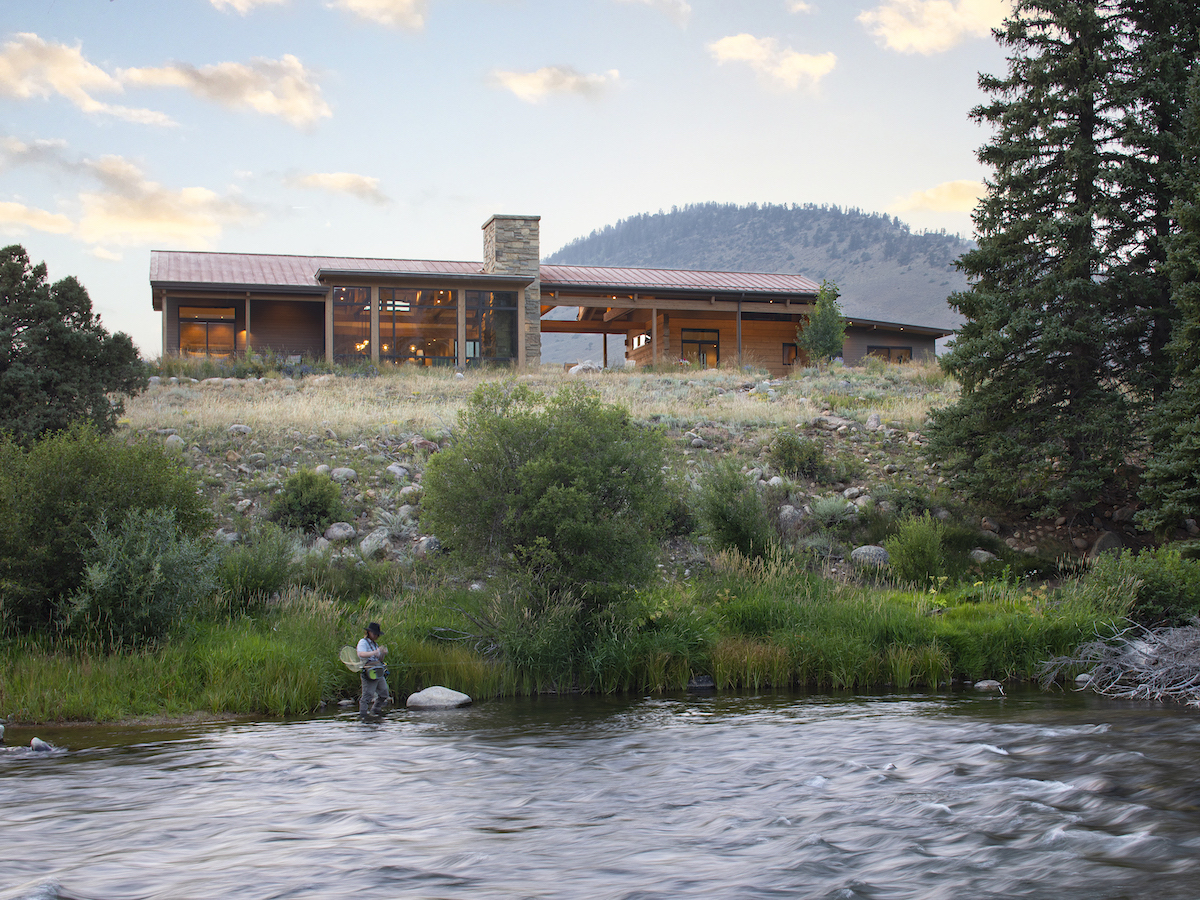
xmin=2 ymin=689 xmax=1199 ymax=899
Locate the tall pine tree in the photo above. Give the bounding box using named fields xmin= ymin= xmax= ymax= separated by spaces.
xmin=1138 ymin=66 xmax=1200 ymax=534
xmin=930 ymin=0 xmax=1129 ymax=516
xmin=1107 ymin=0 xmax=1200 ymax=404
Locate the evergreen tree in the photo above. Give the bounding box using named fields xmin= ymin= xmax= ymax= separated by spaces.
xmin=797 ymin=279 xmax=846 ymax=364
xmin=1107 ymin=0 xmax=1200 ymax=403
xmin=0 ymin=245 xmax=146 ymax=443
xmin=929 ymin=0 xmax=1130 ymax=515
xmin=1138 ymin=67 xmax=1200 ymax=533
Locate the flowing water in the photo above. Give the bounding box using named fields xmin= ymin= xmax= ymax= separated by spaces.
xmin=3 ymin=689 xmax=1200 ymax=899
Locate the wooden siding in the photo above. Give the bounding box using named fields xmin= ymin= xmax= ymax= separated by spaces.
xmin=625 ymin=315 xmax=936 ymax=376
xmin=843 ymin=326 xmax=936 ymax=366
xmin=249 ymin=298 xmax=325 ymax=357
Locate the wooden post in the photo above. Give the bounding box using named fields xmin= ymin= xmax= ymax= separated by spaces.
xmin=457 ymin=289 xmax=467 ymax=368
xmin=652 ymin=307 xmax=659 ymax=367
xmin=245 ymin=292 xmax=251 ymax=355
xmin=736 ymin=295 xmax=743 ymax=365
xmin=324 ymin=289 xmax=334 ymax=363
xmin=370 ymin=285 xmax=380 ymax=365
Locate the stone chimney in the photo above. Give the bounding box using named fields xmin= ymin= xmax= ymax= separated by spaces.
xmin=483 ymin=214 xmax=540 ymax=367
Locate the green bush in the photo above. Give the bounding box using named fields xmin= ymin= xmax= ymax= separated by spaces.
xmin=67 ymin=508 xmax=219 ymax=649
xmin=217 ymin=523 xmax=299 ymax=611
xmin=1081 ymin=546 xmax=1200 ymax=626
xmin=696 ymin=458 xmax=773 ymax=559
xmin=294 ymin=551 xmax=401 ymax=604
xmin=884 ymin=513 xmax=946 ymax=585
xmin=768 ymin=432 xmax=827 ymax=480
xmin=423 ymin=382 xmax=670 ymax=607
xmin=808 ymin=494 xmax=856 ymax=530
xmin=269 ymin=469 xmax=347 ymax=533
xmin=0 ymin=424 xmax=213 ymax=636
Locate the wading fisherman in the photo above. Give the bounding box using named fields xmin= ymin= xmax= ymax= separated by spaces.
xmin=357 ymin=622 xmax=390 ymax=716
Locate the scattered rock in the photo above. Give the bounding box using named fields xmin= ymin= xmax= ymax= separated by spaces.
xmin=229 ymin=424 xmax=252 ymax=435
xmin=779 ymin=505 xmax=804 ymax=533
xmin=969 ymin=549 xmax=998 ymax=564
xmin=850 ymin=545 xmax=889 ymax=567
xmin=235 ymin=499 xmax=253 ymax=514
xmin=569 ymin=361 xmax=603 ymax=375
xmin=414 ymin=535 xmax=441 ymax=558
xmin=358 ymin=527 xmax=391 ymax=559
xmin=406 ymin=686 xmax=472 ymax=709
xmin=1187 ymin=518 xmax=1199 ymax=536
xmin=1090 ymin=531 xmax=1124 ymax=557
xmin=843 ymin=487 xmax=863 ymax=500
xmin=324 ymin=522 xmax=356 ymax=542
xmin=398 ymin=485 xmax=422 ymax=503
xmin=314 ymin=464 xmax=331 ymax=476
xmin=386 ymin=463 xmax=410 ymax=482
xmin=331 ymin=467 xmax=358 ymax=484
xmin=411 ymin=437 xmax=439 ymax=452
xmin=164 ymin=434 xmax=186 ymax=451
xmin=981 ymin=517 xmax=1000 ymax=533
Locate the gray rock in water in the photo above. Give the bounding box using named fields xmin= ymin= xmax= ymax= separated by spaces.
xmin=30 ymin=737 xmax=52 ymax=752
xmin=850 ymin=545 xmax=889 ymax=567
xmin=407 ymin=686 xmax=472 ymax=709
xmin=324 ymin=522 xmax=356 ymax=542
xmin=974 ymin=679 xmax=1004 ymax=692
xmin=1075 ymin=673 xmax=1093 ymax=686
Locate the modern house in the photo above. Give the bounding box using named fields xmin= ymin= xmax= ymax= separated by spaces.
xmin=150 ymin=214 xmax=952 ymax=377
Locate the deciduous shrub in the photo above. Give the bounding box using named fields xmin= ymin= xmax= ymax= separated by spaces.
xmin=884 ymin=513 xmax=946 ymax=585
xmin=67 ymin=508 xmax=219 ymax=649
xmin=696 ymin=458 xmax=773 ymax=559
xmin=269 ymin=469 xmax=347 ymax=533
xmin=423 ymin=382 xmax=670 ymax=607
xmin=0 ymin=424 xmax=212 ymax=636
xmin=217 ymin=523 xmax=299 ymax=611
xmin=768 ymin=431 xmax=827 ymax=480
xmin=1081 ymin=546 xmax=1200 ymax=626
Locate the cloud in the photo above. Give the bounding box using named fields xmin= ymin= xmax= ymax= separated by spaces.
xmin=0 ymin=200 xmax=74 ymax=235
xmin=787 ymin=1 xmax=815 ymax=11
xmin=291 ymin=171 xmax=388 ymax=204
xmin=0 ymin=33 xmax=174 ymax=125
xmin=614 ymin=0 xmax=691 ymax=25
xmin=707 ymin=35 xmax=836 ymax=89
xmin=90 ymin=246 xmax=123 ymax=261
xmin=121 ymin=55 xmax=330 ymax=128
xmin=858 ymin=0 xmax=1011 ymax=54
xmin=329 ymin=0 xmax=428 ymax=29
xmin=891 ymin=179 xmax=985 ymax=212
xmin=0 ymin=138 xmax=257 ymax=248
xmin=491 ymin=66 xmax=621 ymax=104
xmin=210 ymin=0 xmax=288 ymax=12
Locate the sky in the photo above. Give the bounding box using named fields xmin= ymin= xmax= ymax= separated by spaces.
xmin=2 ymin=0 xmax=1012 ymax=357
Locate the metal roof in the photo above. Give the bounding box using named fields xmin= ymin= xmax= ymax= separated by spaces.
xmin=540 ymin=263 xmax=820 ymax=296
xmin=150 ymin=251 xmax=821 ymax=298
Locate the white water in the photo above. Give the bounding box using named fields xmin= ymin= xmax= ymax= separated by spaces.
xmin=3 ymin=690 xmax=1199 ymax=899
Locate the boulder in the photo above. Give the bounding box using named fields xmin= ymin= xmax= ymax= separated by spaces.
xmin=331 ymin=467 xmax=358 ymax=484
xmin=414 ymin=535 xmax=441 ymax=558
xmin=406 ymin=686 xmax=472 ymax=709
xmin=969 ymin=549 xmax=998 ymax=565
xmin=30 ymin=737 xmax=52 ymax=752
xmin=164 ymin=434 xmax=186 ymax=452
xmin=569 ymin=361 xmax=603 ymax=375
xmin=359 ymin=527 xmax=391 ymax=559
xmin=229 ymin=424 xmax=252 ymax=435
xmin=314 ymin=464 xmax=331 ymax=476
xmin=778 ymin=505 xmax=804 ymax=533
xmin=1090 ymin=531 xmax=1124 ymax=557
xmin=324 ymin=522 xmax=356 ymax=542
xmin=974 ymin=679 xmax=1004 ymax=692
xmin=386 ymin=463 xmax=410 ymax=482
xmin=850 ymin=545 xmax=889 ymax=568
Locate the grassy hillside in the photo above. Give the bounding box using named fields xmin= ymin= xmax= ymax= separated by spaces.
xmin=541 ymin=203 xmax=972 ymax=365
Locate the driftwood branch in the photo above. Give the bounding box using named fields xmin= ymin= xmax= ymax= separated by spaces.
xmin=1041 ymin=622 xmax=1200 ymax=706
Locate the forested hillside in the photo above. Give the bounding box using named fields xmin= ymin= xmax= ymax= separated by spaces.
xmin=541 ymin=203 xmax=971 ymax=364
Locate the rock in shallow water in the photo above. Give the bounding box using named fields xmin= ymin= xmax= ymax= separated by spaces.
xmin=406 ymin=686 xmax=472 ymax=709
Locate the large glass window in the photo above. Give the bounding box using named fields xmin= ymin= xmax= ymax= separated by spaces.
xmin=380 ymin=288 xmax=458 ymax=366
xmin=333 ymin=287 xmax=371 ymax=362
xmin=466 ymin=291 xmax=517 ymax=364
xmin=867 ymin=346 xmax=913 ymax=363
xmin=179 ymin=307 xmax=235 ymax=358
xmin=681 ymin=329 xmax=719 ymax=368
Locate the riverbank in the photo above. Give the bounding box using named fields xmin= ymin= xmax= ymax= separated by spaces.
xmin=0 ymin=361 xmax=1144 ymax=724
xmin=0 ymin=558 xmax=1118 ymax=724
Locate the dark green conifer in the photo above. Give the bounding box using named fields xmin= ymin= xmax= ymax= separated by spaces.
xmin=929 ymin=0 xmax=1129 ymax=515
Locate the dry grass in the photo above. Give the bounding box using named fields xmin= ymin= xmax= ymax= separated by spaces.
xmin=125 ymin=360 xmax=957 ymax=445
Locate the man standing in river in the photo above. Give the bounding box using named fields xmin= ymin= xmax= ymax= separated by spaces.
xmin=357 ymin=622 xmax=390 ymax=716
